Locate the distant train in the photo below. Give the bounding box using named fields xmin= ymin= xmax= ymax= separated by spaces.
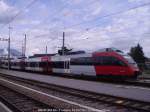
xmin=0 ymin=48 xmax=141 ymax=79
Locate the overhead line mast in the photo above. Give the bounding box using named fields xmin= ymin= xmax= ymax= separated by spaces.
xmin=62 ymin=32 xmax=65 ymax=56
xmin=8 ymin=25 xmax=12 ymax=70
xmin=24 ymin=34 xmax=27 ymax=58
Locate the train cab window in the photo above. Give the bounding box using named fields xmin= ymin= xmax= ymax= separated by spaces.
xmin=95 ymin=56 xmax=126 ymax=66
xmin=111 ymin=57 xmax=126 ymax=66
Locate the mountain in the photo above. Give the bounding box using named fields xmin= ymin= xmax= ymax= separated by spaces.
xmin=0 ymin=48 xmax=22 ymax=58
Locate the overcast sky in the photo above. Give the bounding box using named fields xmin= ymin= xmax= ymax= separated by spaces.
xmin=0 ymin=0 xmax=150 ymax=57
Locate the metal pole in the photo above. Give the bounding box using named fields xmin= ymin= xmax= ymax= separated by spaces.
xmin=62 ymin=32 xmax=65 ymax=55
xmin=22 ymin=41 xmax=24 ymax=57
xmin=24 ymin=34 xmax=26 ymax=58
xmin=46 ymin=46 xmax=47 ymax=54
xmin=8 ymin=25 xmax=12 ymax=70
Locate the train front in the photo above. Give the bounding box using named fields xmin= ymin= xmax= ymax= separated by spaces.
xmin=123 ymin=55 xmax=142 ymax=78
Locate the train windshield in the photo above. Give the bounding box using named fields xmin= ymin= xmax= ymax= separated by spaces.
xmin=123 ymin=55 xmax=137 ymax=67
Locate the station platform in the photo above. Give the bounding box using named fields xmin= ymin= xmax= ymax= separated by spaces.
xmin=0 ymin=102 xmax=12 ymax=112
xmin=0 ymin=69 xmax=150 ymax=103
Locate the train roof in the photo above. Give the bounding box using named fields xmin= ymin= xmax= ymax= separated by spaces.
xmin=95 ymin=48 xmax=123 ymax=53
xmin=29 ymin=53 xmax=56 ymax=58
xmin=64 ymin=50 xmax=86 ymax=55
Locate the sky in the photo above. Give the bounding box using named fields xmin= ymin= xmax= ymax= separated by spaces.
xmin=0 ymin=0 xmax=150 ymax=57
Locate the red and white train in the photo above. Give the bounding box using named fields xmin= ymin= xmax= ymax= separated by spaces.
xmin=0 ymin=48 xmax=141 ymax=79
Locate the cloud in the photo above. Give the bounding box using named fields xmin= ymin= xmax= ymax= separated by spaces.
xmin=63 ymin=3 xmax=150 ymax=56
xmin=0 ymin=0 xmax=18 ymax=24
xmin=1 ymin=0 xmax=150 ymax=57
xmin=128 ymin=0 xmax=150 ymax=3
xmin=17 ymin=19 xmax=41 ymax=26
xmin=107 ymin=5 xmax=150 ymax=55
xmin=18 ymin=2 xmax=150 ymax=56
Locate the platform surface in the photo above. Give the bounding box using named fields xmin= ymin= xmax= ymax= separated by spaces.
xmin=0 ymin=69 xmax=150 ymax=103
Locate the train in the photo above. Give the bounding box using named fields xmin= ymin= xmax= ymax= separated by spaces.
xmin=0 ymin=48 xmax=141 ymax=79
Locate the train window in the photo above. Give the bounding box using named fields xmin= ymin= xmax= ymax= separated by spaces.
xmin=85 ymin=57 xmax=93 ymax=65
xmin=5 ymin=62 xmax=7 ymax=65
xmin=29 ymin=62 xmax=37 ymax=67
xmin=93 ymin=57 xmax=102 ymax=65
xmin=26 ymin=62 xmax=29 ymax=67
xmin=101 ymin=56 xmax=113 ymax=65
xmin=52 ymin=61 xmax=64 ymax=68
xmin=36 ymin=62 xmax=39 ymax=67
xmin=39 ymin=62 xmax=45 ymax=67
xmin=71 ymin=57 xmax=93 ymax=65
xmin=14 ymin=62 xmax=17 ymax=66
xmin=16 ymin=62 xmax=19 ymax=66
xmin=31 ymin=62 xmax=39 ymax=67
xmin=39 ymin=61 xmax=51 ymax=67
xmin=24 ymin=62 xmax=27 ymax=66
xmin=39 ymin=62 xmax=47 ymax=67
xmin=70 ymin=58 xmax=80 ymax=65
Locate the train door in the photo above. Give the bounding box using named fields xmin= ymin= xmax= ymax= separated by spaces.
xmin=64 ymin=59 xmax=70 ymax=74
xmin=41 ymin=61 xmax=48 ymax=73
xmin=41 ymin=56 xmax=52 ymax=73
xmin=20 ymin=59 xmax=25 ymax=70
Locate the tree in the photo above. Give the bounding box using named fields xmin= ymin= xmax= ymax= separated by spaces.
xmin=129 ymin=43 xmax=146 ymax=69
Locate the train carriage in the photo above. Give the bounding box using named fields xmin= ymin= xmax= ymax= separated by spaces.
xmin=25 ymin=56 xmax=52 ymax=73
xmin=11 ymin=59 xmax=23 ymax=70
xmin=0 ymin=48 xmax=141 ymax=79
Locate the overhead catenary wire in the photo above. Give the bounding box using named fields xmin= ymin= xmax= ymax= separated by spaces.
xmin=2 ymin=1 xmax=149 ymax=54
xmin=26 ymin=0 xmax=102 ymax=41
xmin=21 ymin=0 xmax=131 ymax=41
xmin=63 ymin=1 xmax=150 ymax=43
xmin=64 ymin=2 xmax=150 ymax=29
xmin=30 ymin=1 xmax=150 ymax=42
xmin=15 ymin=0 xmax=149 ymax=55
xmin=0 ymin=0 xmax=38 ymax=31
xmin=66 ymin=15 xmax=149 ymax=45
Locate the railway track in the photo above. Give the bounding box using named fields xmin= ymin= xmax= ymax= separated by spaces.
xmin=124 ymin=78 xmax=150 ymax=88
xmin=0 ymin=75 xmax=107 ymax=112
xmin=0 ymin=74 xmax=149 ymax=112
xmin=0 ymin=85 xmax=54 ymax=112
